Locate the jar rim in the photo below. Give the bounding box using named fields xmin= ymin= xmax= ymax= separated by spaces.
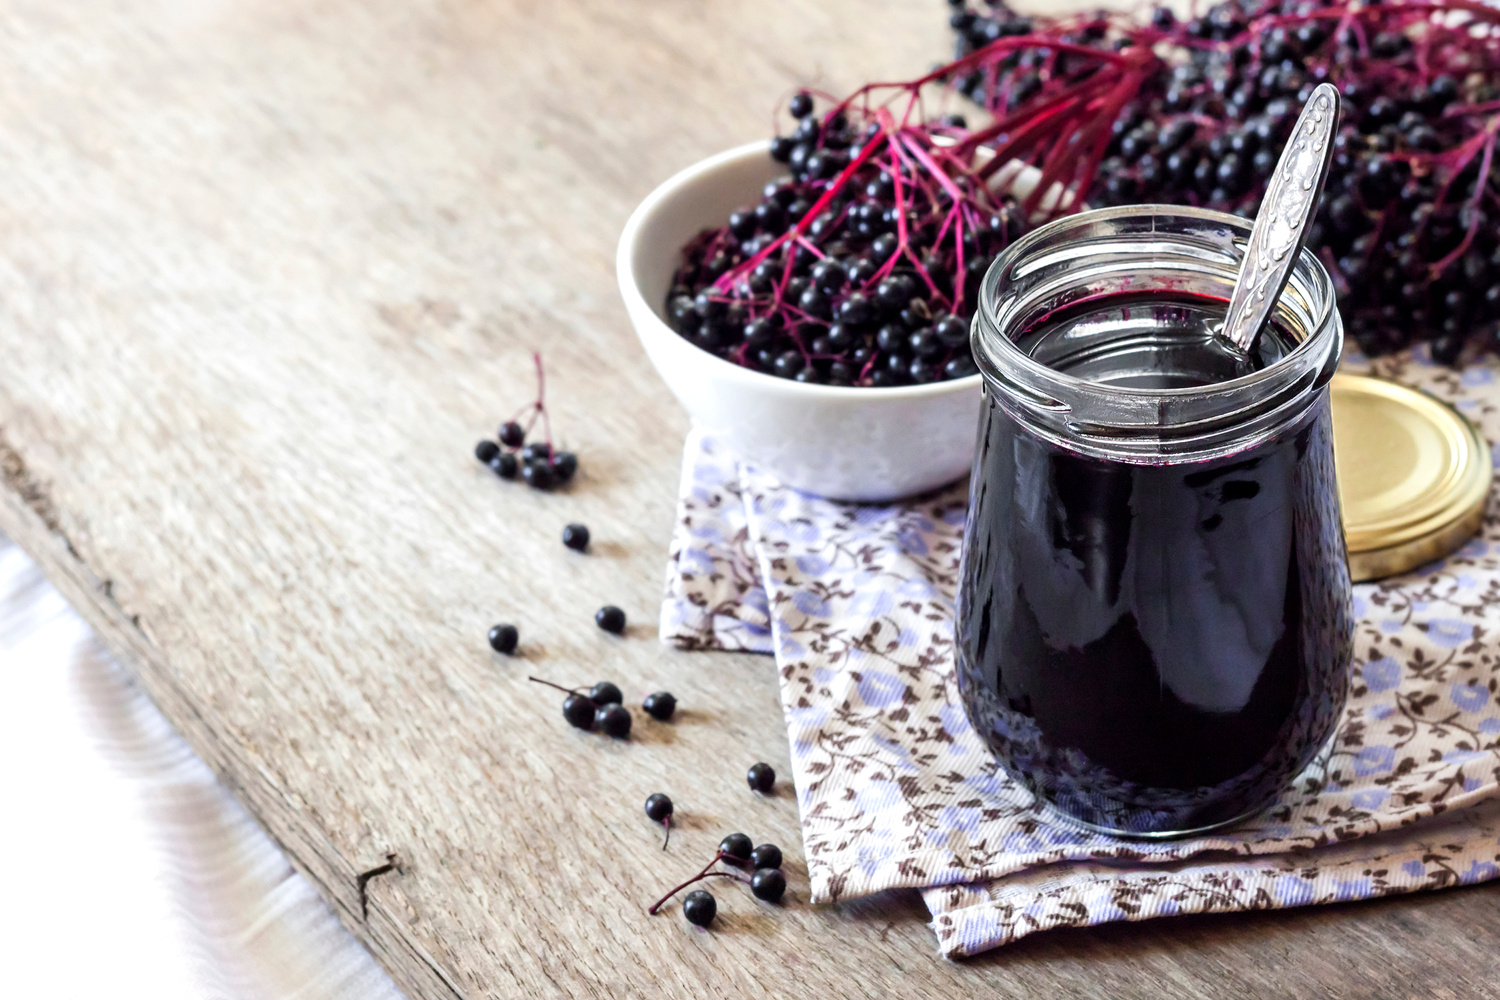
xmin=972 ymin=204 xmax=1343 ymax=463
xmin=975 ymin=204 xmax=1337 ymax=404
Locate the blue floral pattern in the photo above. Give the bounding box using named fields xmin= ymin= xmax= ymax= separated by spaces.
xmin=660 ymin=352 xmax=1500 ymax=957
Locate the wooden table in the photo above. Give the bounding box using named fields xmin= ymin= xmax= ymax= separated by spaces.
xmin=2 ymin=1 xmax=1497 ymax=996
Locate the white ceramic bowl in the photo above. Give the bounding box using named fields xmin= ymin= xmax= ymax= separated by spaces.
xmin=616 ymin=141 xmax=984 ymax=502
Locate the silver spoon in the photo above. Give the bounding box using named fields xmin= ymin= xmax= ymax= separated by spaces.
xmin=1221 ymin=83 xmax=1342 ymax=354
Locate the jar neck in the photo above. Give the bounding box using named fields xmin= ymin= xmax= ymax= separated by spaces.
xmin=973 ymin=206 xmax=1342 ymax=464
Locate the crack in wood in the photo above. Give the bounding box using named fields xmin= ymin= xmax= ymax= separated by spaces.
xmin=0 ymin=427 xmax=61 ymax=535
xmin=356 ymin=852 xmax=400 ymax=921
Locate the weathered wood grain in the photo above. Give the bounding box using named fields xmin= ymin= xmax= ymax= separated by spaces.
xmin=1 ymin=1 xmax=1498 ymax=997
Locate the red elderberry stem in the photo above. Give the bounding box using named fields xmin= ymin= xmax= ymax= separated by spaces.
xmin=1431 ymin=131 xmax=1497 ymax=277
xmin=527 ymin=676 xmax=583 ymax=696
xmin=713 ymin=130 xmax=892 ymax=293
xmin=646 ymin=851 xmax=741 ymax=915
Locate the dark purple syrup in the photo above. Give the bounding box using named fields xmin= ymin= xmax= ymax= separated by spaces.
xmin=956 ymin=291 xmax=1352 ymax=836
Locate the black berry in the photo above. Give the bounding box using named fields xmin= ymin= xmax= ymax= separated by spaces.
xmin=718 ymin=833 xmax=753 ymax=862
xmin=596 ymin=605 xmax=627 ymax=634
xmin=487 ymin=624 xmax=519 ymax=655
xmin=595 ymin=703 xmax=632 ymax=738
xmin=749 ymin=843 xmax=783 ymax=871
xmin=747 ymin=762 xmax=776 ymax=794
xmin=750 ymin=868 xmax=786 ymax=903
xmin=562 ymin=523 xmax=590 ymax=551
xmin=551 ymin=452 xmax=578 ymax=483
xmin=682 ymin=889 xmax=717 ymax=927
xmin=499 ymin=421 xmax=525 ymax=448
xmin=788 ymin=91 xmax=814 ymax=119
xmin=645 ymin=793 xmax=674 ymax=823
xmin=522 ymin=461 xmax=555 ymax=490
xmin=562 ymin=693 xmax=597 ymax=730
xmin=645 ymin=792 xmax=674 ymax=848
xmin=490 ymin=452 xmax=519 ymax=479
xmin=475 ymin=440 xmax=500 ymax=464
xmin=589 ymin=681 xmax=623 ymax=705
xmin=643 ymin=691 xmax=678 ymax=721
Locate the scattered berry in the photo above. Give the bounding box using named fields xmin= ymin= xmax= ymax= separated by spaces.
xmin=747 ymin=762 xmax=776 ymax=794
xmin=595 ymin=703 xmax=632 ymax=739
xmin=749 ymin=843 xmax=783 ymax=871
xmin=596 ymin=605 xmax=627 ymax=635
xmin=750 ymin=868 xmax=786 ymax=904
xmin=643 ymin=691 xmax=678 ymax=721
xmin=562 ymin=693 xmax=597 ymax=730
xmin=682 ymin=889 xmax=717 ymax=927
xmin=562 ymin=523 xmax=590 ymax=551
xmin=487 ymin=624 xmax=519 ymax=655
xmin=499 ymin=421 xmax=525 ymax=448
xmin=475 ymin=440 xmax=500 ymax=464
xmin=645 ymin=792 xmax=674 ymax=849
xmin=718 ymin=833 xmax=753 ymax=862
xmin=589 ymin=681 xmax=623 ymax=705
xmin=490 ymin=452 xmax=519 ymax=479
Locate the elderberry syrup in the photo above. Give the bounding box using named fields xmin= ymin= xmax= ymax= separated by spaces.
xmin=958 ymin=208 xmax=1353 ymax=837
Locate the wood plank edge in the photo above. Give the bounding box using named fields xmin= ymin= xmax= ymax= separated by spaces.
xmin=0 ymin=438 xmax=464 ymax=1000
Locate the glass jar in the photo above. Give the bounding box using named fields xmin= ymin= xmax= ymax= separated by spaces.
xmin=956 ymin=206 xmax=1353 ymax=838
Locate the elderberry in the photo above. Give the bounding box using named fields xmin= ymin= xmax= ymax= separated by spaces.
xmin=562 ymin=693 xmax=596 ymax=730
xmin=499 ymin=422 xmax=525 ymax=448
xmin=645 ymin=793 xmax=673 ymax=822
xmin=939 ymin=0 xmax=1500 ymax=364
xmin=643 ymin=691 xmax=678 ymax=721
xmin=750 ymin=868 xmax=787 ymax=903
xmin=718 ymin=833 xmax=753 ymax=862
xmin=487 ymin=624 xmax=518 ymax=655
xmin=562 ymin=523 xmax=590 ymax=551
xmin=521 ymin=461 xmax=554 ymax=490
xmin=595 ymin=703 xmax=632 ymax=738
xmin=749 ymin=843 xmax=783 ymax=871
xmin=589 ymin=681 xmax=623 ymax=705
xmin=682 ymin=890 xmax=717 ymax=927
xmin=551 ymin=452 xmax=578 ymax=484
xmin=490 ymin=452 xmax=519 ymax=480
xmin=644 ymin=792 xmax=674 ymax=848
xmin=475 ymin=440 xmax=499 ymax=464
xmin=747 ymin=762 xmax=776 ymax=794
xmin=595 ymin=605 xmax=627 ymax=634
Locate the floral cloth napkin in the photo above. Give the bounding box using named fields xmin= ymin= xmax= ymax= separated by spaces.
xmin=660 ymin=351 xmax=1500 ymax=957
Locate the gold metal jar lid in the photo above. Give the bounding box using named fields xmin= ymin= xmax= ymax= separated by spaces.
xmin=1331 ymin=373 xmax=1493 ymax=582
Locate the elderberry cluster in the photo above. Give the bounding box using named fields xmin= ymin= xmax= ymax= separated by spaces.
xmin=944 ymin=0 xmax=1500 ymax=364
xmin=667 ymin=92 xmax=1023 ymax=387
xmin=475 ymin=425 xmax=577 ymax=490
xmin=529 ymin=677 xmax=678 ymax=740
xmin=648 ymin=833 xmax=789 ymax=928
xmin=473 ymin=354 xmax=580 ymax=487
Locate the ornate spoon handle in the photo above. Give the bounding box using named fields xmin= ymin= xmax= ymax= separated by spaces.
xmin=1221 ymin=83 xmax=1341 ymax=354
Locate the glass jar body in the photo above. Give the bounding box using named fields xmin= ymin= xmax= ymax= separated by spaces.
xmin=955 ymin=207 xmax=1353 ymax=837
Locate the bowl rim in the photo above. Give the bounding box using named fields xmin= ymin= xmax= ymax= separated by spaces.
xmin=616 ymin=139 xmax=984 ymax=402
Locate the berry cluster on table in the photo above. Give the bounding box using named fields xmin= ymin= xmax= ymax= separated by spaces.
xmin=472 ymin=354 xmax=579 ymax=488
